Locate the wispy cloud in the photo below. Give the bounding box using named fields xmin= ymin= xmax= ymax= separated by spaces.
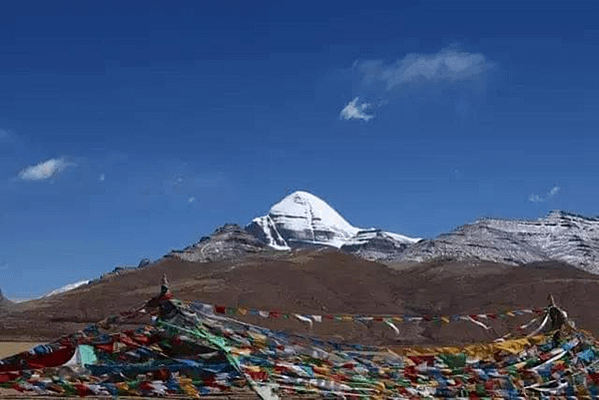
xmin=17 ymin=157 xmax=74 ymax=181
xmin=188 ymin=196 xmax=196 ymax=203
xmin=357 ymin=48 xmax=490 ymax=90
xmin=528 ymin=194 xmax=544 ymax=203
xmin=339 ymin=97 xmax=374 ymax=121
xmin=529 ymin=185 xmax=560 ymax=203
xmin=341 ymin=47 xmax=492 ymax=122
xmin=99 ymin=173 xmax=106 ymax=182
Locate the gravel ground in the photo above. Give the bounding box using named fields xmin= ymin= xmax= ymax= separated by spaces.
xmin=0 ymin=341 xmax=41 ymax=358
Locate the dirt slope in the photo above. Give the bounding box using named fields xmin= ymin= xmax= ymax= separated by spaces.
xmin=3 ymin=250 xmax=598 ymax=347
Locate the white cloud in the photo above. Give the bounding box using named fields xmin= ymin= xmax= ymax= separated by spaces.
xmin=529 ymin=185 xmax=560 ymax=203
xmin=357 ymin=48 xmax=489 ymax=91
xmin=339 ymin=97 xmax=374 ymax=121
xmin=529 ymin=194 xmax=544 ymax=203
xmin=188 ymin=196 xmax=196 ymax=203
xmin=99 ymin=173 xmax=105 ymax=182
xmin=18 ymin=157 xmax=73 ymax=181
xmin=341 ymin=47 xmax=492 ymax=122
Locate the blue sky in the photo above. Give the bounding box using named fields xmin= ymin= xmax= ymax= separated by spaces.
xmin=2 ymin=0 xmax=599 ymax=299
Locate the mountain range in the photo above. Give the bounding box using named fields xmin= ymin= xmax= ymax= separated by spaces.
xmin=7 ymin=190 xmax=599 ymax=302
xmin=4 ymin=190 xmax=599 ymax=346
xmin=170 ymin=190 xmax=599 ymax=274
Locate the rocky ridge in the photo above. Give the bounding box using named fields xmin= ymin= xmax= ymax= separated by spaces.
xmin=168 ymin=191 xmax=599 ymax=274
xmin=172 ymin=191 xmax=420 ymax=263
xmin=398 ymin=211 xmax=599 ymax=273
xmin=340 ymin=229 xmax=416 ymax=260
xmin=170 ymin=223 xmax=268 ymax=263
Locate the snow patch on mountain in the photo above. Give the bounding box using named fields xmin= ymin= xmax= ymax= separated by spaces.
xmin=351 ymin=230 xmax=421 ymax=245
xmin=44 ymin=280 xmax=90 ymax=298
xmin=250 ymin=215 xmax=290 ymax=250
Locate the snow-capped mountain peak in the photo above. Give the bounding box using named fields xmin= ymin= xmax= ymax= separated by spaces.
xmin=266 ymin=191 xmax=360 ymax=248
xmin=246 ymin=191 xmax=419 ymax=252
xmin=270 ymin=191 xmax=359 ymax=237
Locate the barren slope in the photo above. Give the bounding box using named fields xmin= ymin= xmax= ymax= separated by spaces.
xmin=3 ymin=250 xmax=599 ymax=347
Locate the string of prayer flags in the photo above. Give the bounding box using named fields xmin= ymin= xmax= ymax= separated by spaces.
xmin=200 ymin=301 xmax=547 ymax=327
xmin=3 ymin=294 xmax=598 ymax=399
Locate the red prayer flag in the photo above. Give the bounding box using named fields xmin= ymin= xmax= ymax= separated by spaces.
xmin=215 ymin=305 xmax=226 ymax=314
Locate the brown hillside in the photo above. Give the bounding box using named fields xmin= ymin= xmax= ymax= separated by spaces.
xmin=3 ymin=250 xmax=599 ymax=347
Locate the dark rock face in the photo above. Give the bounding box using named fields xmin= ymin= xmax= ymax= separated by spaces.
xmin=0 ymin=288 xmax=13 ymax=309
xmin=137 ymin=258 xmax=151 ymax=268
xmin=169 ymin=224 xmax=267 ymax=263
xmin=245 ymin=217 xmax=289 ymax=249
